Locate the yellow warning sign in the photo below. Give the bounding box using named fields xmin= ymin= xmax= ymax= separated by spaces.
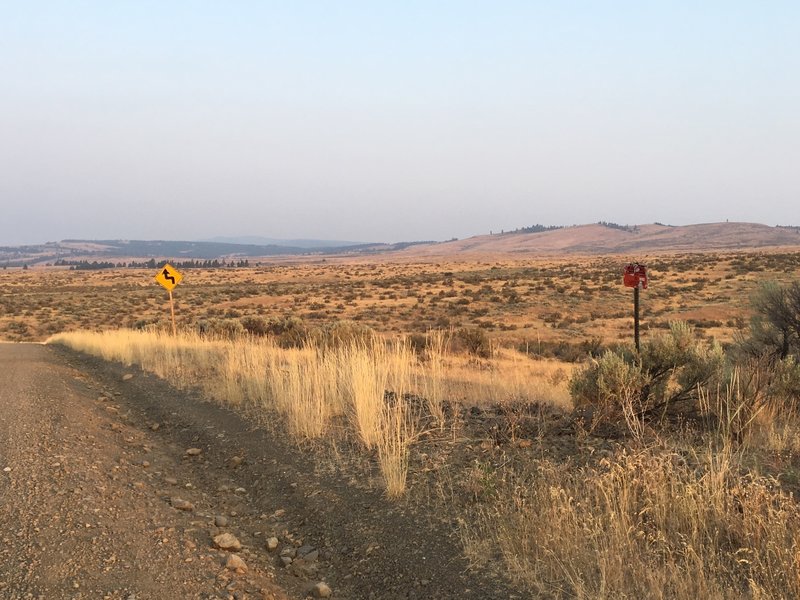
xmin=154 ymin=263 xmax=183 ymax=292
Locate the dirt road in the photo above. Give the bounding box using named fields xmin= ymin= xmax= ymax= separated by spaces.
xmin=0 ymin=344 xmax=514 ymax=599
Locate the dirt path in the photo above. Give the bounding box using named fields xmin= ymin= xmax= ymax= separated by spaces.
xmin=0 ymin=344 xmax=515 ymax=599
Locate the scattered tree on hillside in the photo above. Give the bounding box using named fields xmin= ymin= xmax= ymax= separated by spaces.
xmin=598 ymin=221 xmax=639 ymax=233
xmin=499 ymin=224 xmax=564 ymax=235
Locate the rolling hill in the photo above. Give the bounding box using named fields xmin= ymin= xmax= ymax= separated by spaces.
xmin=400 ymin=222 xmax=800 ymax=257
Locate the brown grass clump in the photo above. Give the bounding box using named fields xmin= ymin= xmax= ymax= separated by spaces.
xmin=266 ymin=347 xmax=339 ymax=439
xmin=343 ymin=341 xmax=392 ymax=449
xmin=376 ymin=392 xmax=418 ymax=498
xmin=421 ymin=329 xmax=449 ymax=429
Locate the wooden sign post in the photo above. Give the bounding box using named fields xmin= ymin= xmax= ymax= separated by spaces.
xmin=634 ymin=285 xmax=640 ymax=353
xmin=154 ymin=263 xmax=184 ymax=335
xmin=623 ymin=263 xmax=648 ymax=353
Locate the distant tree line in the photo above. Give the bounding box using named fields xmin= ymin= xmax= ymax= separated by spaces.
xmin=341 ymin=240 xmax=438 ymax=253
xmin=54 ymin=258 xmax=251 ymax=270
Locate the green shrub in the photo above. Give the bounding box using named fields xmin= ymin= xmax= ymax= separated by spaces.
xmin=310 ymin=319 xmax=375 ymax=349
xmin=770 ymin=357 xmax=800 ymax=403
xmin=569 ymin=322 xmax=725 ymax=426
xmin=265 ymin=316 xmax=309 ymax=348
xmin=457 ymin=327 xmax=492 ymax=358
xmin=569 ymin=349 xmax=646 ymax=424
xmin=737 ymin=281 xmax=800 ymax=361
xmin=240 ymin=315 xmax=270 ymax=336
xmin=198 ymin=318 xmax=246 ymax=339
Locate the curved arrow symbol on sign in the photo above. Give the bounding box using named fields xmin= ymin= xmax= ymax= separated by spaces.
xmin=162 ymin=269 xmax=176 ymax=285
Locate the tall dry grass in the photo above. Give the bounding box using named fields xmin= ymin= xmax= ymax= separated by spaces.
xmin=441 ymin=347 xmax=572 ymax=410
xmin=377 ymin=341 xmax=418 ymax=497
xmin=48 ymin=328 xmax=570 ymax=496
xmin=464 ymin=441 xmax=800 ymax=599
xmin=421 ymin=329 xmax=449 ymax=429
xmin=265 ymin=347 xmax=338 ymax=439
xmin=343 ymin=341 xmax=392 ymax=449
xmin=460 ymin=368 xmax=800 ymax=600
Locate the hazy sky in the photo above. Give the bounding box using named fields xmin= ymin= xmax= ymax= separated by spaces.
xmin=1 ymin=2 xmax=798 ymax=245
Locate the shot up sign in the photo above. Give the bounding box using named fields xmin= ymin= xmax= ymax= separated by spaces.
xmin=623 ymin=263 xmax=648 ymax=290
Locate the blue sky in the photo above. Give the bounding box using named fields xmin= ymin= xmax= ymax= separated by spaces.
xmin=1 ymin=2 xmax=798 ymax=244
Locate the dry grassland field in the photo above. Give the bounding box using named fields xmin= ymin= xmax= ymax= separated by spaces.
xmin=3 ymin=250 xmax=800 ymax=347
xmin=4 ymin=249 xmax=800 ymax=599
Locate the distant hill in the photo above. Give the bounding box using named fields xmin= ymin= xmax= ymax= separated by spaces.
xmin=0 ymin=239 xmax=307 ymax=266
xmin=400 ymin=222 xmax=800 ymax=257
xmin=2 ymin=223 xmax=799 ymax=267
xmin=202 ymin=236 xmax=364 ymax=249
xmin=62 ymin=239 xmax=308 ymax=259
xmin=0 ymin=238 xmax=436 ymax=266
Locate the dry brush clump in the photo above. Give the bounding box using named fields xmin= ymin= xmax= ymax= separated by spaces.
xmin=342 ymin=341 xmax=393 ymax=449
xmin=261 ymin=345 xmax=341 ymax=439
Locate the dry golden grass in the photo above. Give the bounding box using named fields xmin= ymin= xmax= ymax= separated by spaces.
xmin=457 ymin=367 xmax=800 ymax=600
xmin=377 ymin=396 xmax=418 ymax=498
xmin=343 ymin=341 xmax=392 ymax=449
xmin=441 ymin=347 xmax=573 ymax=409
xmin=464 ymin=442 xmax=800 ymax=599
xmin=421 ymin=329 xmax=448 ymax=429
xmin=48 ymin=328 xmax=570 ymax=496
xmin=267 ymin=348 xmax=337 ymax=439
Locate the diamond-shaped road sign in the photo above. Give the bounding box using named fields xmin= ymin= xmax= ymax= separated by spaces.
xmin=154 ymin=263 xmax=183 ymax=292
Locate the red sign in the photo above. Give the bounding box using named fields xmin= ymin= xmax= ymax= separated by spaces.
xmin=624 ymin=263 xmax=648 ymax=289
